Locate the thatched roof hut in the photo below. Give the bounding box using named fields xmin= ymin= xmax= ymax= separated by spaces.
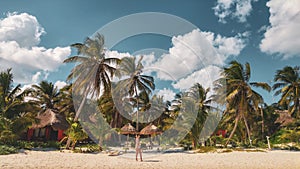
xmin=140 ymin=124 xmax=161 ymax=135
xmin=31 ymin=109 xmax=69 ymax=130
xmin=120 ymin=123 xmax=137 ymax=135
xmin=275 ymin=110 xmax=295 ymax=127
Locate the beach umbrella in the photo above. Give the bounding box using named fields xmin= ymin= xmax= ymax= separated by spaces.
xmin=120 ymin=123 xmax=138 ymax=144
xmin=140 ymin=124 xmax=161 ymax=136
xmin=120 ymin=123 xmax=137 ymax=135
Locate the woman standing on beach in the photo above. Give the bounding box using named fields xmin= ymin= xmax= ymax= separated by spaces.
xmin=135 ymin=135 xmax=143 ymax=161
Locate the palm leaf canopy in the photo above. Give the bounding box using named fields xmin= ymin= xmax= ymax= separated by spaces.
xmin=64 ymin=33 xmax=120 ymax=98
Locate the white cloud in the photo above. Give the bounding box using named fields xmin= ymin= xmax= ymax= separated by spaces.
xmin=0 ymin=12 xmax=45 ymax=48
xmin=151 ymin=29 xmax=246 ymax=81
xmin=54 ymin=80 xmax=67 ymax=90
xmin=201 ymin=31 xmax=248 ymax=57
xmin=32 ymin=72 xmax=41 ymax=83
xmin=105 ymin=50 xmax=132 ymax=59
xmin=156 ymin=88 xmax=176 ymax=102
xmin=213 ymin=0 xmax=258 ymax=23
xmin=0 ymin=13 xmax=71 ymax=84
xmin=172 ymin=65 xmax=222 ymax=92
xmin=260 ymin=0 xmax=300 ymax=59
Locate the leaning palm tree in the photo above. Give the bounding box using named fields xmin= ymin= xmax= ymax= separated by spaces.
xmin=213 ymin=61 xmax=271 ymax=145
xmin=273 ymin=66 xmax=300 ymax=118
xmin=115 ymin=56 xmax=155 ymax=131
xmin=63 ymin=34 xmax=120 ymax=121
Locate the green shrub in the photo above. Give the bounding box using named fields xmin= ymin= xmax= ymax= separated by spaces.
xmin=271 ymin=129 xmax=300 ymax=144
xmin=0 ymin=145 xmax=18 ymax=155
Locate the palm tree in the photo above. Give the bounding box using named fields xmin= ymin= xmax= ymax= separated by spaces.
xmin=57 ymin=84 xmax=75 ymax=119
xmin=0 ymin=68 xmax=37 ymax=142
xmin=115 ymin=56 xmax=155 ymax=131
xmin=186 ymin=83 xmax=211 ymax=148
xmin=60 ymin=121 xmax=88 ymax=150
xmin=273 ymin=66 xmax=300 ymax=118
xmin=30 ymin=81 xmax=60 ymax=111
xmin=213 ymin=61 xmax=271 ymax=146
xmin=63 ymin=33 xmax=120 ymax=121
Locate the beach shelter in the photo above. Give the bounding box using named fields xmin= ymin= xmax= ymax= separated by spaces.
xmin=275 ymin=110 xmax=295 ymax=127
xmin=120 ymin=123 xmax=138 ymax=145
xmin=140 ymin=124 xmax=161 ymax=149
xmin=120 ymin=123 xmax=137 ymax=135
xmin=140 ymin=124 xmax=161 ymax=135
xmin=27 ymin=109 xmax=69 ymax=141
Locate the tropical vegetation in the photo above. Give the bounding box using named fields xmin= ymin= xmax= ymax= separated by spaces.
xmin=1 ymin=34 xmax=300 ymax=155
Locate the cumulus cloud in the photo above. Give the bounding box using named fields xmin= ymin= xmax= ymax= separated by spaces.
xmin=105 ymin=50 xmax=132 ymax=59
xmin=260 ymin=0 xmax=300 ymax=59
xmin=0 ymin=13 xmax=71 ymax=84
xmin=172 ymin=65 xmax=222 ymax=92
xmin=0 ymin=12 xmax=45 ymax=48
xmin=213 ymin=0 xmax=258 ymax=23
xmin=54 ymin=80 xmax=67 ymax=90
xmin=156 ymin=88 xmax=176 ymax=102
xmin=151 ymin=29 xmax=246 ymax=81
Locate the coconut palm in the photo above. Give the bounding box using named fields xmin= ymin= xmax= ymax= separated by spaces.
xmin=57 ymin=84 xmax=75 ymax=118
xmin=0 ymin=69 xmax=38 ymax=142
xmin=273 ymin=66 xmax=300 ymax=118
xmin=115 ymin=56 xmax=155 ymax=131
xmin=30 ymin=81 xmax=60 ymax=111
xmin=186 ymin=83 xmax=211 ymax=148
xmin=63 ymin=33 xmax=120 ymax=121
xmin=213 ymin=61 xmax=271 ymax=145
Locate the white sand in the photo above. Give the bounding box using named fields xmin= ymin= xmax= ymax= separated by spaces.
xmin=1 ymin=150 xmax=300 ymax=169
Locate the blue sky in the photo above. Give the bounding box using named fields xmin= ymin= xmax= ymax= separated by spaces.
xmin=1 ymin=0 xmax=300 ymax=104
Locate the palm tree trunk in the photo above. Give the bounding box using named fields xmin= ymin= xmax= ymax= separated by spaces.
xmin=242 ymin=114 xmax=252 ymax=146
xmin=74 ymin=96 xmax=87 ymax=122
xmin=135 ymin=86 xmax=139 ymax=131
xmin=67 ymin=87 xmax=89 ymax=149
xmin=65 ymin=138 xmax=72 ymax=149
xmin=74 ymin=86 xmax=90 ymax=122
xmin=98 ymin=135 xmax=103 ymax=152
xmin=260 ymin=107 xmax=264 ymax=140
xmin=226 ymin=116 xmax=239 ymax=146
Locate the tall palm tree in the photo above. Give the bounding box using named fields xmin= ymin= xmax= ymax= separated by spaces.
xmin=115 ymin=56 xmax=155 ymax=131
xmin=64 ymin=33 xmax=120 ymax=121
xmin=213 ymin=61 xmax=271 ymax=145
xmin=186 ymin=83 xmax=211 ymax=148
xmin=273 ymin=66 xmax=300 ymax=118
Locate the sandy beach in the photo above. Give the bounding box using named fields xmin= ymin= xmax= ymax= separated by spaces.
xmin=1 ymin=150 xmax=300 ymax=169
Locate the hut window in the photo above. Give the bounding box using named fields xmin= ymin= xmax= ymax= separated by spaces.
xmin=34 ymin=128 xmax=40 ymax=137
xmin=40 ymin=128 xmax=46 ymax=137
xmin=33 ymin=127 xmax=46 ymax=138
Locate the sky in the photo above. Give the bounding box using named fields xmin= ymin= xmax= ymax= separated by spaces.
xmin=0 ymin=0 xmax=300 ymax=104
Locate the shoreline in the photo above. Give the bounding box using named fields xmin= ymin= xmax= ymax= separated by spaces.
xmin=1 ymin=150 xmax=300 ymax=169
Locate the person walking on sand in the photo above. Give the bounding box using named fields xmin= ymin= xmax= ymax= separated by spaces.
xmin=135 ymin=134 xmax=143 ymax=161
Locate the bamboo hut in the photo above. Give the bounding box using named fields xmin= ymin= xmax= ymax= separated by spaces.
xmin=27 ymin=109 xmax=69 ymax=141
